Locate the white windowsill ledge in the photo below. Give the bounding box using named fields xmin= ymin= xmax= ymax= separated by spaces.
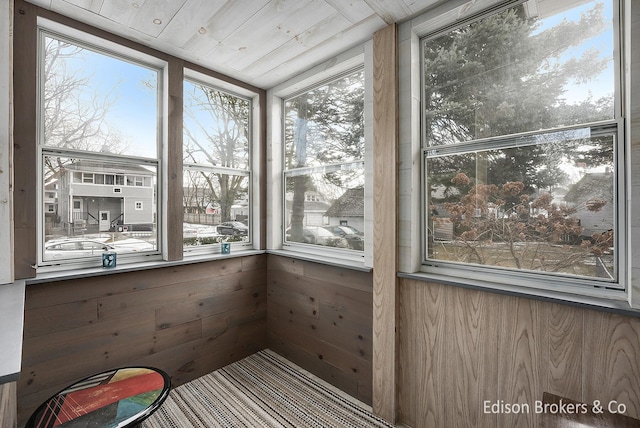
xmin=0 ymin=280 xmax=25 ymax=384
xmin=27 ymin=249 xmax=266 ymax=285
xmin=398 ymin=271 xmax=640 ymax=318
xmin=267 ymin=249 xmax=372 ymax=272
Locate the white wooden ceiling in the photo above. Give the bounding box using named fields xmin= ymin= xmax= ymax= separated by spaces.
xmin=25 ymin=0 xmax=443 ymax=89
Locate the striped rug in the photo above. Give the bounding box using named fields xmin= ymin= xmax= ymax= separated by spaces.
xmin=142 ymin=349 xmax=394 ymax=428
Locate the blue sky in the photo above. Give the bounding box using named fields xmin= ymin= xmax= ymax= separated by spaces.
xmin=55 ymin=43 xmax=159 ymax=158
xmin=535 ymin=0 xmax=614 ymax=103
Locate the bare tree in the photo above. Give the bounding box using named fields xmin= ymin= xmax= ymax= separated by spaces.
xmin=183 ymin=84 xmax=250 ymax=222
xmin=42 ymin=37 xmax=130 ymax=179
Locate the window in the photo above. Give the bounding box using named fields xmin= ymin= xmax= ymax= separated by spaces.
xmin=38 ymin=24 xmax=163 ymax=267
xmin=421 ymin=0 xmax=623 ymax=292
xmin=182 ymin=74 xmax=253 ymax=252
xmin=282 ymin=69 xmax=365 ymax=253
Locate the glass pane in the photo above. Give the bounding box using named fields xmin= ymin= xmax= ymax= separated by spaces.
xmin=284 ymin=165 xmax=365 ymax=251
xmin=43 ymin=155 xmax=157 ymax=262
xmin=424 ymin=0 xmax=615 ymax=146
xmin=183 ymin=81 xmax=250 ymax=169
xmin=183 ymin=170 xmax=250 ymax=247
xmin=426 ymin=133 xmax=615 ymax=280
xmin=284 ymin=70 xmax=365 ymax=168
xmin=42 ymin=36 xmax=159 ymax=157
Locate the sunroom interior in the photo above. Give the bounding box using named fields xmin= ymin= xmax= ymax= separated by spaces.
xmin=1 ymin=0 xmax=640 ymax=427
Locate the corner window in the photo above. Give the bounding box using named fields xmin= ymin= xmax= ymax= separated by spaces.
xmin=38 ymin=27 xmax=162 ymax=267
xmin=182 ymin=75 xmax=252 ymax=252
xmin=422 ymin=0 xmax=622 ymax=291
xmin=282 ymin=69 xmax=365 ymax=253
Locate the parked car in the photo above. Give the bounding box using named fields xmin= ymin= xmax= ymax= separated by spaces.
xmin=44 ymin=238 xmax=114 ymax=260
xmin=108 ymin=238 xmax=156 ymax=253
xmin=285 ymin=226 xmax=349 ymax=248
xmin=217 ymin=221 xmax=249 ymax=236
xmin=322 ymin=225 xmax=364 ymax=250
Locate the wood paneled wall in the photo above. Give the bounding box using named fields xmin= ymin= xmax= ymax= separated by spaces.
xmin=397 ymin=278 xmax=640 ymax=428
xmin=267 ymin=255 xmax=374 ymax=404
xmin=0 ymin=382 xmax=17 ymax=428
xmin=17 ymin=255 xmax=267 ymax=426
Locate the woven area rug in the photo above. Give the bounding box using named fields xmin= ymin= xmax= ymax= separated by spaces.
xmin=142 ymin=349 xmax=394 ymax=428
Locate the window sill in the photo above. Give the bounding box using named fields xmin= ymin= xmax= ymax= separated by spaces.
xmin=268 ymin=249 xmax=372 ymax=272
xmin=0 ymin=280 xmax=25 ymax=384
xmin=398 ymin=271 xmax=640 ymax=318
xmin=28 ymin=249 xmax=266 ymax=285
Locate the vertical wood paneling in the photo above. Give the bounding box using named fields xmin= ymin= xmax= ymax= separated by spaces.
xmin=583 ymin=310 xmax=640 ymax=419
xmin=372 ymin=22 xmax=398 ymax=423
xmin=267 ymin=255 xmax=374 ymax=405
xmin=548 ymin=303 xmax=583 ymax=398
xmin=496 ymin=297 xmax=548 ymax=428
xmin=396 ymin=281 xmax=415 ymax=427
xmin=417 ymin=281 xmax=447 ymax=427
xmin=397 ymin=278 xmax=640 ymax=427
xmin=447 ymin=286 xmax=499 ymax=428
xmin=17 ymin=255 xmax=267 ymax=426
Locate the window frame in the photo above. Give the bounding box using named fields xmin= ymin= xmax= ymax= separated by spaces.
xmin=398 ymin=0 xmax=633 ymax=306
xmin=182 ymin=68 xmax=261 ymax=256
xmin=36 ymin=19 xmax=167 ymax=270
xmin=266 ymin=45 xmax=373 ymax=268
xmin=281 ymin=68 xmax=366 ymax=258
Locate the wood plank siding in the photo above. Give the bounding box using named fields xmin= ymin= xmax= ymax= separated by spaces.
xmin=17 ymin=256 xmax=267 ymax=426
xmin=397 ymin=278 xmax=640 ymax=428
xmin=267 ymin=255 xmax=374 ymax=404
xmin=0 ymin=382 xmax=17 ymax=428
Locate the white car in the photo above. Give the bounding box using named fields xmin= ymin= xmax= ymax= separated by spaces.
xmin=44 ymin=238 xmax=114 ymax=260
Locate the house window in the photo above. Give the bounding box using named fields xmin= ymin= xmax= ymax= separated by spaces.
xmin=421 ymin=0 xmax=623 ymax=292
xmin=38 ymin=24 xmax=163 ymax=267
xmin=282 ymin=69 xmax=365 ymax=252
xmin=182 ymin=72 xmax=254 ymax=252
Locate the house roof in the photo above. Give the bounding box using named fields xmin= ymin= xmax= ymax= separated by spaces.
xmin=325 ymin=187 xmax=364 ymax=217
xmin=564 ymin=172 xmax=613 ymax=203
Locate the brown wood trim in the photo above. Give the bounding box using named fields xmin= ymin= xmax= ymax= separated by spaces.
xmin=13 ymin=0 xmax=37 ymax=279
xmin=166 ymin=59 xmax=183 ymax=261
xmin=371 ymin=23 xmax=398 ymax=423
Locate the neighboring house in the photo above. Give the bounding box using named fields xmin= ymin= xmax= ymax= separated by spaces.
xmin=564 ymin=171 xmax=615 ymax=237
xmin=183 ymin=186 xmax=249 ymax=225
xmin=285 ymin=190 xmax=331 ymax=227
xmin=324 ymin=187 xmax=364 ymax=232
xmin=57 ymin=160 xmax=155 ymax=234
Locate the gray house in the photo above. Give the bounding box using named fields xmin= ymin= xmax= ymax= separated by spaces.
xmin=58 ymin=160 xmax=155 ymax=233
xmin=325 ymin=187 xmax=365 ymax=232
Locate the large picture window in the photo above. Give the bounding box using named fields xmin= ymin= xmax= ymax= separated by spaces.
xmin=283 ymin=69 xmax=365 ymax=253
xmin=39 ymin=28 xmax=162 ymax=267
xmin=422 ymin=0 xmax=622 ymax=289
xmin=183 ymin=77 xmax=252 ymax=252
